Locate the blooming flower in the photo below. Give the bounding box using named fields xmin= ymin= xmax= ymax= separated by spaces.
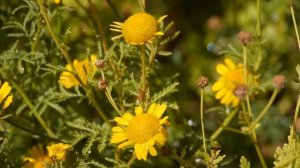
xmin=23 ymin=144 xmax=51 ymax=168
xmin=47 ymin=143 xmax=71 ymax=161
xmin=0 ymin=81 xmax=13 ymax=110
xmin=111 ymin=103 xmax=170 ymax=160
xmin=59 ymin=54 xmax=97 ymax=89
xmin=110 ymin=13 xmax=166 ymax=45
xmin=212 ymin=58 xmax=256 ymax=107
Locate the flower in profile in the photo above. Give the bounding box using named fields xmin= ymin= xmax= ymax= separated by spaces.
xmin=59 ymin=54 xmax=97 ymax=89
xmin=110 ymin=13 xmax=166 ymax=45
xmin=23 ymin=144 xmax=51 ymax=168
xmin=111 ymin=103 xmax=170 ymax=160
xmin=212 ymin=58 xmax=256 ymax=107
xmin=0 ymin=81 xmax=13 ymax=110
xmin=47 ymin=143 xmax=71 ymax=161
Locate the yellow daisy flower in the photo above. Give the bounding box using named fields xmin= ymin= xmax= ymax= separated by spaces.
xmin=23 ymin=144 xmax=51 ymax=168
xmin=0 ymin=81 xmax=13 ymax=110
xmin=47 ymin=143 xmax=72 ymax=161
xmin=212 ymin=58 xmax=256 ymax=107
xmin=111 ymin=103 xmax=170 ymax=160
xmin=59 ymin=54 xmax=97 ymax=89
xmin=110 ymin=13 xmax=167 ymax=45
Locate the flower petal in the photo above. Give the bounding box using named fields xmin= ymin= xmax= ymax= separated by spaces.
xmin=216 ymin=64 xmax=229 ymax=76
xmin=215 ymin=88 xmax=227 ymax=100
xmin=135 ymin=106 xmax=143 ymax=115
xmin=114 ymin=117 xmax=130 ymax=125
xmin=134 ymin=144 xmax=148 ymax=160
xmin=3 ymin=95 xmax=12 ymax=109
xmin=232 ymin=97 xmax=240 ymax=107
xmin=149 ymin=145 xmax=157 ymax=156
xmin=0 ymin=82 xmax=11 ymax=104
xmin=112 ymin=126 xmax=124 ymax=133
xmin=153 ymin=133 xmax=166 ymax=145
xmin=159 ymin=116 xmax=169 ymax=125
xmin=212 ymin=78 xmax=225 ymax=92
xmin=147 ymin=103 xmax=157 ymax=114
xmin=118 ymin=140 xmax=133 ymax=149
xmin=153 ymin=103 xmax=167 ymax=118
xmin=111 ymin=133 xmax=128 ymax=143
xmin=122 ymin=113 xmax=133 ymax=121
xmin=224 ymin=58 xmax=236 ymax=70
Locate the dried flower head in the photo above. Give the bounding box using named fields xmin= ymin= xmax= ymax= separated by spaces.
xmin=111 ymin=103 xmax=170 ymax=160
xmin=197 ymin=76 xmax=209 ymax=88
xmin=238 ymin=31 xmax=252 ymax=45
xmin=94 ymin=59 xmax=105 ymax=69
xmin=47 ymin=143 xmax=71 ymax=161
xmin=59 ymin=54 xmax=97 ymax=89
xmin=98 ymin=79 xmax=108 ymax=90
xmin=273 ymin=75 xmax=286 ymax=89
xmin=110 ymin=13 xmax=167 ymax=45
xmin=0 ymin=81 xmax=13 ymax=110
xmin=234 ymin=84 xmax=248 ymax=100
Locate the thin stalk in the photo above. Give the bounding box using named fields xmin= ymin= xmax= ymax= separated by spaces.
xmin=200 ymin=88 xmax=206 ymax=153
xmin=242 ymin=46 xmax=253 ymax=118
xmin=223 ymin=127 xmax=246 ymax=135
xmin=139 ymin=45 xmax=147 ymax=108
xmin=254 ymin=89 xmax=279 ymax=125
xmin=31 ymin=24 xmax=42 ymax=51
xmin=210 ymin=109 xmax=238 ymax=140
xmin=291 ymin=3 xmax=300 ymax=53
xmin=138 ymin=0 xmax=146 ymax=12
xmin=255 ymin=0 xmax=262 ymax=71
xmin=294 ymin=94 xmax=300 ymax=125
xmin=9 ymin=80 xmax=56 ymax=138
xmin=127 ymin=155 xmax=136 ymax=167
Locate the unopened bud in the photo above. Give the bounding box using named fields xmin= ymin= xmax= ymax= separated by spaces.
xmin=238 ymin=31 xmax=252 ymax=45
xmin=197 ymin=76 xmax=209 ymax=88
xmin=94 ymin=59 xmax=105 ymax=69
xmin=273 ymin=75 xmax=286 ymax=89
xmin=234 ymin=85 xmax=248 ymax=100
xmin=98 ymin=79 xmax=108 ymax=89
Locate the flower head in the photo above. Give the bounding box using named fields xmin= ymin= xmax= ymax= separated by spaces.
xmin=212 ymin=58 xmax=256 ymax=107
xmin=0 ymin=81 xmax=13 ymax=110
xmin=59 ymin=54 xmax=97 ymax=89
xmin=47 ymin=143 xmax=71 ymax=161
xmin=23 ymin=144 xmax=51 ymax=168
xmin=111 ymin=103 xmax=170 ymax=160
xmin=110 ymin=13 xmax=166 ymax=45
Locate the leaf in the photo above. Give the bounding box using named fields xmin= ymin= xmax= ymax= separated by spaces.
xmin=240 ymin=156 xmax=251 ymax=168
xmin=151 ymin=82 xmax=179 ymax=102
xmin=158 ymin=51 xmax=172 ymax=56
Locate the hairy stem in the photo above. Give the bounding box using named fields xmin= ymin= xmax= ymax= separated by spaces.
xmin=139 ymin=45 xmax=147 ymax=108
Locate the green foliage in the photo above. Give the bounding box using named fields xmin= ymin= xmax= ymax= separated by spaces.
xmin=240 ymin=156 xmax=251 ymax=168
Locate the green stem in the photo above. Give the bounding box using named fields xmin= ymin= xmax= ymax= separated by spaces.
xmin=294 ymin=94 xmax=300 ymax=126
xmin=31 ymin=24 xmax=42 ymax=51
xmin=254 ymin=89 xmax=279 ymax=125
xmin=243 ymin=46 xmax=253 ymax=117
xmin=223 ymin=127 xmax=246 ymax=135
xmin=139 ymin=45 xmax=147 ymax=108
xmin=290 ymin=3 xmax=300 ymax=53
xmin=200 ymin=88 xmax=206 ymax=153
xmin=138 ymin=0 xmax=146 ymax=12
xmin=9 ymin=80 xmax=56 ymax=138
xmin=127 ymin=155 xmax=136 ymax=167
xmin=255 ymin=0 xmax=262 ymax=71
xmin=210 ymin=109 xmax=238 ymax=140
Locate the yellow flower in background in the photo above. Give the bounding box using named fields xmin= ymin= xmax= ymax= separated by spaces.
xmin=47 ymin=143 xmax=71 ymax=161
xmin=110 ymin=13 xmax=166 ymax=45
xmin=59 ymin=54 xmax=97 ymax=89
xmin=23 ymin=144 xmax=51 ymax=168
xmin=0 ymin=81 xmax=13 ymax=110
xmin=212 ymin=58 xmax=256 ymax=107
xmin=54 ymin=0 xmax=60 ymax=4
xmin=111 ymin=103 xmax=170 ymax=160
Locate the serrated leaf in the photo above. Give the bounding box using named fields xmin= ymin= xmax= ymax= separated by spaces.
xmin=151 ymin=82 xmax=179 ymax=102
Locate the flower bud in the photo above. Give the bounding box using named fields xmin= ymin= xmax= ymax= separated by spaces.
xmin=273 ymin=75 xmax=286 ymax=89
xmin=98 ymin=79 xmax=108 ymax=89
xmin=197 ymin=76 xmax=209 ymax=88
xmin=238 ymin=31 xmax=252 ymax=45
xmin=234 ymin=85 xmax=248 ymax=100
xmin=94 ymin=59 xmax=105 ymax=69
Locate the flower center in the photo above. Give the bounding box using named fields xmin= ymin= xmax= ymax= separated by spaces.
xmin=126 ymin=113 xmax=160 ymax=144
xmin=224 ymin=67 xmax=245 ymax=91
xmin=122 ymin=13 xmax=158 ymax=45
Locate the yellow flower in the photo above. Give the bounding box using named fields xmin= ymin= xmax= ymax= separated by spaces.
xmin=54 ymin=0 xmax=60 ymax=4
xmin=47 ymin=143 xmax=71 ymax=161
xmin=110 ymin=13 xmax=167 ymax=45
xmin=212 ymin=58 xmax=256 ymax=107
xmin=111 ymin=103 xmax=170 ymax=160
xmin=23 ymin=144 xmax=51 ymax=168
xmin=0 ymin=81 xmax=13 ymax=110
xmin=59 ymin=54 xmax=97 ymax=89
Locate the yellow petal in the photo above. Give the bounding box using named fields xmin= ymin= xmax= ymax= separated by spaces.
xmin=0 ymin=82 xmax=11 ymax=104
xmin=147 ymin=103 xmax=157 ymax=114
xmin=135 ymin=106 xmax=143 ymax=115
xmin=153 ymin=104 xmax=167 ymax=118
xmin=155 ymin=32 xmax=164 ymax=36
xmin=159 ymin=116 xmax=169 ymax=125
xmin=215 ymin=88 xmax=227 ymax=100
xmin=224 ymin=58 xmax=236 ymax=70
xmin=114 ymin=117 xmax=129 ymax=125
xmin=112 ymin=126 xmax=124 ymax=133
xmin=153 ymin=133 xmax=166 ymax=145
xmin=118 ymin=140 xmax=133 ymax=149
xmin=111 ymin=133 xmax=128 ymax=143
xmin=149 ymin=145 xmax=157 ymax=156
xmin=216 ymin=64 xmax=229 ymax=76
xmin=212 ymin=78 xmax=225 ymax=92
xmin=157 ymin=15 xmax=168 ymax=23
xmin=134 ymin=144 xmax=148 ymax=160
xmin=122 ymin=113 xmax=133 ymax=121
xmin=3 ymin=95 xmax=13 ymax=109
xmin=220 ymin=92 xmax=234 ymax=105
xmin=232 ymin=97 xmax=240 ymax=107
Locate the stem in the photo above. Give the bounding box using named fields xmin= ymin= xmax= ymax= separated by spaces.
xmin=255 ymin=0 xmax=262 ymax=71
xmin=127 ymin=155 xmax=136 ymax=167
xmin=200 ymin=88 xmax=206 ymax=153
xmin=243 ymin=46 xmax=253 ymax=117
xmin=291 ymin=3 xmax=300 ymax=53
xmin=37 ymin=0 xmax=72 ymax=66
xmin=294 ymin=94 xmax=300 ymax=125
xmin=223 ymin=127 xmax=246 ymax=135
xmin=138 ymin=0 xmax=146 ymax=12
xmin=210 ymin=109 xmax=238 ymax=140
xmin=31 ymin=24 xmax=42 ymax=51
xmin=139 ymin=45 xmax=147 ymax=108
xmin=254 ymin=89 xmax=279 ymax=125
xmin=9 ymin=80 xmax=56 ymax=138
